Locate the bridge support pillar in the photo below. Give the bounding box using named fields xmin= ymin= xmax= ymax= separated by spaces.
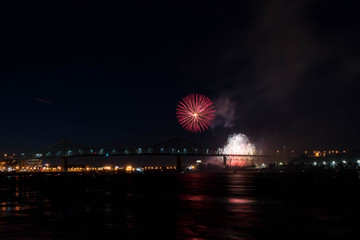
xmin=223 ymin=155 xmax=227 ymax=168
xmin=176 ymin=155 xmax=182 ymax=172
xmin=62 ymin=157 xmax=68 ymax=172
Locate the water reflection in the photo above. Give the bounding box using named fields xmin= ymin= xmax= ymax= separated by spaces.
xmin=0 ymin=172 xmax=358 ymax=239
xmin=177 ymin=172 xmax=260 ymax=239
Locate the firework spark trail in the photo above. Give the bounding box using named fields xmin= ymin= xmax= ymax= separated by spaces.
xmin=176 ymin=93 xmax=215 ymax=133
xmin=35 ymin=98 xmax=53 ymax=104
xmin=220 ymin=133 xmax=256 ymax=166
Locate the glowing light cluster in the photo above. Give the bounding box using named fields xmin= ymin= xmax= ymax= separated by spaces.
xmin=220 ymin=133 xmax=256 ymax=166
xmin=176 ymin=93 xmax=215 ymax=133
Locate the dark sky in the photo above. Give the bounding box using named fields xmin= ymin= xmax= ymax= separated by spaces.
xmin=1 ymin=0 xmax=359 ymax=154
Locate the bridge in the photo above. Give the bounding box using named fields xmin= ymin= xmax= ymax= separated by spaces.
xmin=15 ymin=137 xmax=279 ymax=171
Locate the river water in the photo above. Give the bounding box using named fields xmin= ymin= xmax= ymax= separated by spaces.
xmin=0 ymin=171 xmax=358 ymax=239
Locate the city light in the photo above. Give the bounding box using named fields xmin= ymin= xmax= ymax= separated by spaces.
xmin=188 ymin=165 xmax=195 ymax=170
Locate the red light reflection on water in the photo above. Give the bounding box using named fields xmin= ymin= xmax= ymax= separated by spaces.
xmin=176 ymin=172 xmax=261 ymax=239
xmin=228 ymin=198 xmax=254 ymax=204
xmin=182 ymin=195 xmax=206 ymax=202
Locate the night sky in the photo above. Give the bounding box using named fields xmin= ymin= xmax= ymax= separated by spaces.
xmin=1 ymin=0 xmax=359 ymax=154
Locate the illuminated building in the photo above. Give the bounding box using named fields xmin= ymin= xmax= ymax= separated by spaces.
xmin=20 ymin=159 xmax=42 ymax=168
xmin=311 ymin=150 xmax=346 ymax=157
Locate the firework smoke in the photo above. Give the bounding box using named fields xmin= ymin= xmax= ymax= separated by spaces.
xmin=213 ymin=96 xmax=237 ymax=128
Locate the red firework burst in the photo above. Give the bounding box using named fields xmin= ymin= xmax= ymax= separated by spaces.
xmin=176 ymin=93 xmax=215 ymax=133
